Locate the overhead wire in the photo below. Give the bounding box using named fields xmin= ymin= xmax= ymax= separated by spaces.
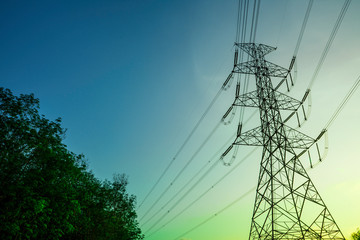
xmin=144 ymin=0 xmax=265 ymax=235
xmin=307 ymin=0 xmax=351 ymax=90
xmin=293 ymin=0 xmax=314 ymax=57
xmin=137 ymin=87 xmax=225 ymax=209
xmin=168 ymin=140 xmax=341 ymax=240
xmin=138 ymin=51 xmax=241 ymax=211
xmin=323 ymin=74 xmax=360 ymax=130
xmin=275 ymin=0 xmax=289 ymax=47
xmin=280 ymin=0 xmax=349 ymax=129
xmin=146 ymin=147 xmax=259 ymax=238
xmin=251 ymin=0 xmax=261 ymax=43
xmin=144 ymin=159 xmax=221 ymax=235
xmin=166 ymin=88 xmax=359 ymax=238
xmin=144 ymin=109 xmax=259 ymax=234
xmin=161 ymin=73 xmax=360 ymax=240
xmin=222 ymin=0 xmax=261 ymax=165
xmin=139 ymin=120 xmax=222 ymax=221
xmin=145 ymin=0 xmax=355 ymax=238
xmin=142 ymin=0 xmax=259 ymax=225
xmin=142 ymin=133 xmax=233 ymax=229
xmin=139 ymin=0 xmax=258 ymax=209
xmin=171 ymin=187 xmax=256 ymax=240
xmin=235 ymin=0 xmax=242 ymax=43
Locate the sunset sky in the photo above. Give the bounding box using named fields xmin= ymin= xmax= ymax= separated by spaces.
xmin=1 ymin=0 xmax=360 ymax=239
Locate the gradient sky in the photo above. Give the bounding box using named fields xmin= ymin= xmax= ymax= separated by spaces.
xmin=1 ymin=0 xmax=360 ymax=239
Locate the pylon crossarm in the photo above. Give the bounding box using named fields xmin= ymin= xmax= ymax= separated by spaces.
xmin=234 ymin=90 xmax=259 ymax=108
xmin=283 ymin=125 xmax=315 ymax=149
xmin=233 ymin=126 xmax=263 ymax=146
xmin=263 ymin=61 xmax=289 ymax=78
xmin=235 ymin=42 xmax=277 ymax=57
xmin=234 ymin=61 xmax=289 ymax=78
xmin=273 ymin=91 xmax=302 ymax=110
xmin=230 ymin=124 xmax=315 ymax=149
xmin=233 ymin=90 xmax=302 ymax=110
xmin=234 ymin=60 xmax=258 ymax=75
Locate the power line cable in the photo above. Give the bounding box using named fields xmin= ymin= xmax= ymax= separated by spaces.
xmin=145 ymin=160 xmax=220 ymax=235
xmin=141 ymin=128 xmax=229 ymax=227
xmin=144 ymin=109 xmax=258 ymax=232
xmin=165 ymin=135 xmax=346 ymax=240
xmin=141 ymin=0 xmax=256 ymax=220
xmin=146 ymin=39 xmax=360 ymax=240
xmin=138 ymin=81 xmax=229 ymax=210
xmin=307 ymin=0 xmax=351 ymax=89
xmin=140 ymin=120 xmax=222 ymax=221
xmin=141 ymin=0 xmax=258 ymax=219
xmin=170 ymin=187 xmax=256 ymax=240
xmin=251 ymin=0 xmax=261 ymax=43
xmin=147 ymin=0 xmax=355 ymax=234
xmin=146 ymin=147 xmax=258 ymax=239
xmin=324 ymin=74 xmax=360 ymax=130
xmin=144 ymin=0 xmax=354 ymax=238
xmin=235 ymin=0 xmax=243 ymax=43
xmin=293 ymin=0 xmax=314 ymax=57
xmin=145 ymin=73 xmax=360 ymax=240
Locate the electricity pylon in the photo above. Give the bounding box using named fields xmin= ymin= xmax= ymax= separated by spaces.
xmin=221 ymin=43 xmax=345 ymax=239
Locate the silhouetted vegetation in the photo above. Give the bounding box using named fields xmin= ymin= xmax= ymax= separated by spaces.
xmin=352 ymin=228 xmax=360 ymax=240
xmin=0 ymin=88 xmax=143 ymax=240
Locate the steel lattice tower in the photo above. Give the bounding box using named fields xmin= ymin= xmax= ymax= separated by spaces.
xmin=222 ymin=43 xmax=345 ymax=239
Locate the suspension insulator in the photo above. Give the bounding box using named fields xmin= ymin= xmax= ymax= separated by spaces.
xmin=222 ymin=73 xmax=233 ymax=89
xmin=285 ymin=78 xmax=290 ymax=92
xmin=236 ymin=83 xmax=240 ymax=98
xmin=308 ymin=150 xmax=313 ymax=168
xmin=234 ymin=49 xmax=239 ymax=67
xmin=284 ymin=111 xmax=296 ymax=123
xmin=289 ymin=73 xmax=294 ymax=86
xmin=289 ymin=56 xmax=296 ymax=72
xmin=274 ymin=78 xmax=286 ymax=91
xmin=316 ymin=129 xmax=327 ymax=141
xmin=316 ymin=142 xmax=321 ymax=161
xmin=222 ymin=105 xmax=234 ymax=120
xmin=296 ymin=112 xmax=301 ymax=127
xmin=301 ymin=105 xmax=307 ymax=121
xmin=237 ymin=123 xmax=242 ymax=136
xmin=222 ymin=145 xmax=233 ymax=157
xmin=298 ymin=149 xmax=307 ymax=158
xmin=302 ymin=89 xmax=311 ymax=103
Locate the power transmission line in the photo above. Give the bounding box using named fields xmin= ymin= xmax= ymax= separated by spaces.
xmin=166 ymin=146 xmax=340 ymax=240
xmin=171 ymin=187 xmax=256 ymax=240
xmin=141 ymin=130 xmax=229 ymax=228
xmin=293 ymin=0 xmax=314 ymax=57
xmin=162 ymin=77 xmax=360 ymax=238
xmin=139 ymin=120 xmax=222 ymax=221
xmin=144 ymin=110 xmax=259 ymax=233
xmin=307 ymin=0 xmax=351 ymax=89
xmin=137 ymin=88 xmax=223 ymax=209
xmin=143 ymin=0 xmax=354 ymax=238
xmin=324 ymin=74 xmax=360 ymax=130
xmin=146 ymin=147 xmax=259 ymax=238
xmin=140 ymin=0 xmax=262 ymax=218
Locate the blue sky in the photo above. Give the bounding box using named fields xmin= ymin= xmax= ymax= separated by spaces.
xmin=1 ymin=0 xmax=360 ymax=239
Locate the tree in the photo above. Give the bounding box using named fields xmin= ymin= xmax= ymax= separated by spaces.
xmin=0 ymin=87 xmax=143 ymax=240
xmin=352 ymin=228 xmax=360 ymax=240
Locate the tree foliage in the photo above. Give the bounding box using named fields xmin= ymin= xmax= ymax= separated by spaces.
xmin=352 ymin=228 xmax=360 ymax=240
xmin=0 ymin=88 xmax=143 ymax=240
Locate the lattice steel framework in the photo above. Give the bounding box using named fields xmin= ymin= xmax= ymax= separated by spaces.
xmin=223 ymin=43 xmax=345 ymax=239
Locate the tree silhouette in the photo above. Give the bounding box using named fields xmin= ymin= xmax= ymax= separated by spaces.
xmin=0 ymin=87 xmax=143 ymax=240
